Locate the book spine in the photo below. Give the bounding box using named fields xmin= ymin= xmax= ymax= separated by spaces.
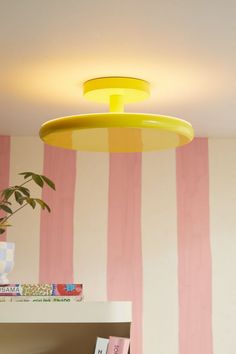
xmin=0 ymin=296 xmax=83 ymax=302
xmin=0 ymin=284 xmax=83 ymax=296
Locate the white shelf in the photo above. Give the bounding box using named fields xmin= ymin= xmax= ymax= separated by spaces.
xmin=0 ymin=301 xmax=132 ymax=323
xmin=0 ymin=301 xmax=131 ymax=354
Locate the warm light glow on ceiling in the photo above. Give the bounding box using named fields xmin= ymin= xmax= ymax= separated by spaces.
xmin=3 ymin=58 xmax=222 ymax=108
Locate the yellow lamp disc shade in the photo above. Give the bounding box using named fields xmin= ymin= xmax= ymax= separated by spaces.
xmin=40 ymin=113 xmax=194 ymax=152
xmin=39 ymin=77 xmax=194 ymax=152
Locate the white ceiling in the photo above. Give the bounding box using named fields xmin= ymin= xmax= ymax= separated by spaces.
xmin=1 ymin=0 xmax=236 ymax=137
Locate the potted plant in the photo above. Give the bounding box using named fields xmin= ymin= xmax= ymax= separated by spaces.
xmin=0 ymin=171 xmax=55 ymax=283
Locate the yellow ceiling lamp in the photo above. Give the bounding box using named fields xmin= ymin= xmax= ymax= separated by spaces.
xmin=39 ymin=77 xmax=194 ymax=152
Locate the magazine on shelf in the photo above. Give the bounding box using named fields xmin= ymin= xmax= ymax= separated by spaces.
xmin=0 ymin=284 xmax=83 ymax=297
xmin=94 ymin=337 xmax=109 ymax=354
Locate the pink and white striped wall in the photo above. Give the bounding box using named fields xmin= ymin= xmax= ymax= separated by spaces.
xmin=1 ymin=135 xmax=236 ymax=354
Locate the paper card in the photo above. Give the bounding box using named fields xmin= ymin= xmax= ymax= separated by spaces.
xmin=94 ymin=337 xmax=109 ymax=354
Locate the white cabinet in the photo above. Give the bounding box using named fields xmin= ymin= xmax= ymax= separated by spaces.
xmin=0 ymin=301 xmax=131 ymax=354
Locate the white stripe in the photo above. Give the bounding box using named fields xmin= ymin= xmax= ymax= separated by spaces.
xmin=209 ymin=139 xmax=236 ymax=354
xmin=8 ymin=137 xmax=44 ymax=283
xmin=73 ymin=152 xmax=109 ymax=301
xmin=142 ymin=150 xmax=178 ymax=354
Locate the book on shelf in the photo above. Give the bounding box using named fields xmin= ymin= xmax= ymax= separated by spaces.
xmin=107 ymin=336 xmax=130 ymax=354
xmin=0 ymin=295 xmax=83 ymax=303
xmin=94 ymin=337 xmax=109 ymax=354
xmin=0 ymin=284 xmax=83 ymax=297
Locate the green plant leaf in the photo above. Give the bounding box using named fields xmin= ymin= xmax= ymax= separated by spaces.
xmin=32 ymin=174 xmax=44 ymax=188
xmin=18 ymin=172 xmax=34 ymax=179
xmin=0 ymin=204 xmax=13 ymax=214
xmin=1 ymin=188 xmax=14 ymax=200
xmin=26 ymin=198 xmax=36 ymax=209
xmin=41 ymin=175 xmax=56 ymax=190
xmin=18 ymin=186 xmax=30 ymax=197
xmin=0 ymin=228 xmax=6 ymax=235
xmin=14 ymin=191 xmax=22 ymax=202
xmin=42 ymin=202 xmax=51 ymax=213
xmin=0 ymin=216 xmax=7 ymax=226
xmin=14 ymin=191 xmax=25 ymax=205
xmin=35 ymin=199 xmax=51 ymax=212
xmin=35 ymin=198 xmax=45 ymax=209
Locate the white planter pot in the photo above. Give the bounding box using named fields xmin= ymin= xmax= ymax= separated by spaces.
xmin=0 ymin=242 xmax=15 ymax=284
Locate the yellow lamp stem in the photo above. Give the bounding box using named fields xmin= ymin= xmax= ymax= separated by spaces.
xmin=109 ymin=95 xmax=124 ymax=113
xmin=39 ymin=76 xmax=194 ymax=152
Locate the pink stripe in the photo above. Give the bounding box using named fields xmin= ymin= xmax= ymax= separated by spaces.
xmin=39 ymin=145 xmax=76 ymax=283
xmin=107 ymin=153 xmax=143 ymax=354
xmin=0 ymin=136 xmax=11 ymax=242
xmin=176 ymin=138 xmax=213 ymax=354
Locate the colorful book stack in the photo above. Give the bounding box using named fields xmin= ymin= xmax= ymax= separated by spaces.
xmin=0 ymin=283 xmax=83 ymax=302
xmin=94 ymin=336 xmax=130 ymax=354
